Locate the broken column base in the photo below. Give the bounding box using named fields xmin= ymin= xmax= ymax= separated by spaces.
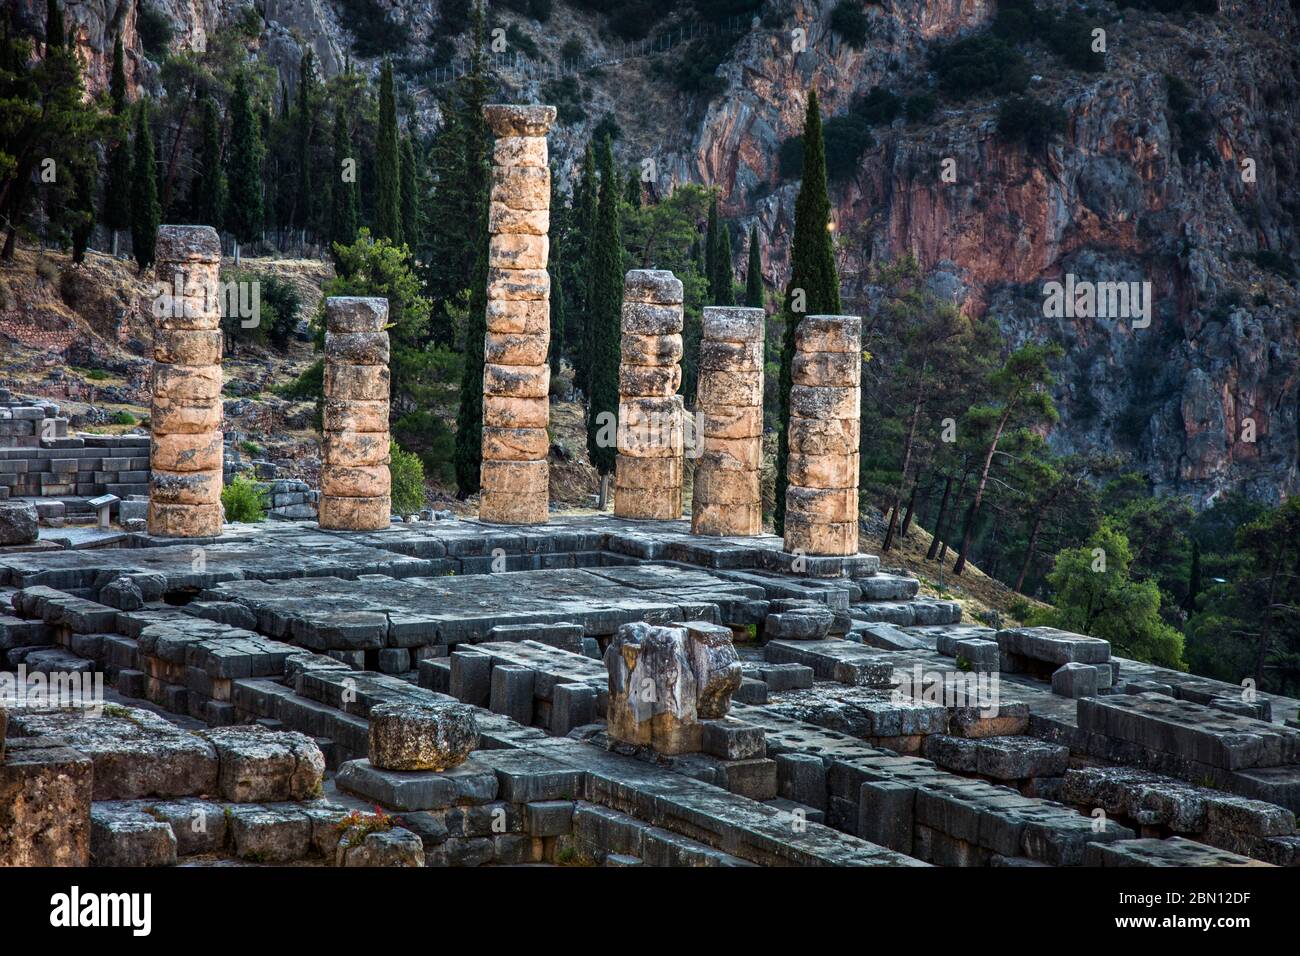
xmin=480 ymin=490 xmax=549 ymax=525
xmin=147 ymin=502 xmax=224 ymax=537
xmin=318 ymin=495 xmax=392 ymax=531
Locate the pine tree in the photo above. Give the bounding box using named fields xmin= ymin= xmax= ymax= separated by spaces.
xmin=586 ymin=135 xmax=622 ymax=505
xmin=704 ymin=193 xmax=720 ymax=302
xmin=713 ymin=223 xmax=735 ymax=305
xmin=188 ymin=93 xmax=225 ymax=229
xmin=374 ymin=58 xmax=401 ymax=243
xmin=774 ymin=88 xmax=841 ymax=534
xmin=744 ymin=224 xmax=764 ymax=309
xmin=328 ymin=104 xmax=358 ymax=249
xmin=225 ymin=70 xmax=265 ymax=258
xmin=129 ymin=102 xmax=160 ymax=269
xmin=399 ymin=134 xmax=418 ymax=249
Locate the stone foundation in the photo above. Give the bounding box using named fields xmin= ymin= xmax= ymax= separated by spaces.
xmin=692 ymin=306 xmax=764 ymax=535
xmin=614 ymin=270 xmax=684 ymax=520
xmin=783 ymin=314 xmax=862 ymax=556
xmin=480 ymin=104 xmax=556 ymax=525
xmin=147 ymin=225 xmax=224 ymax=537
xmin=320 ymin=297 xmax=391 ymax=531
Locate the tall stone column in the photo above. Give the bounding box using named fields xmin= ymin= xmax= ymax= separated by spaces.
xmin=614 ymin=270 xmax=684 ymax=520
xmin=480 ymin=104 xmax=556 ymax=525
xmin=148 ymin=225 xmax=224 ymax=538
xmin=319 ymin=297 xmax=391 ymax=530
xmin=692 ymin=306 xmax=764 ymax=536
xmin=783 ymin=314 xmax=862 ymax=556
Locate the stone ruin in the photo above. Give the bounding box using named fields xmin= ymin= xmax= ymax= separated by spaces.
xmin=615 ymin=270 xmax=685 ymax=520
xmin=320 ymin=297 xmax=392 ymax=531
xmin=1 ymin=104 xmax=1296 ymax=872
xmin=479 ymin=104 xmax=556 ymax=526
xmin=148 ymin=226 xmax=225 ymax=538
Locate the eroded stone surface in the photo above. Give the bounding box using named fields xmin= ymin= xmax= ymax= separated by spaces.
xmin=369 ymin=700 xmax=480 ymax=771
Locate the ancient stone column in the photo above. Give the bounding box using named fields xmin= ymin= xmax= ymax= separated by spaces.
xmin=614 ymin=270 xmax=684 ymax=520
xmin=692 ymin=306 xmax=764 ymax=536
xmin=783 ymin=314 xmax=862 ymax=556
xmin=148 ymin=225 xmax=224 ymax=538
xmin=320 ymin=297 xmax=391 ymax=530
xmin=480 ymin=104 xmax=556 ymax=525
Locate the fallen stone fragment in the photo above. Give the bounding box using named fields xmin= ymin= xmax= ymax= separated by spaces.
xmin=368 ymin=700 xmax=480 ymax=771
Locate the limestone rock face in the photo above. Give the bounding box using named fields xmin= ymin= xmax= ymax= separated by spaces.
xmin=784 ymin=315 xmax=862 ymax=557
xmin=368 ymin=700 xmax=480 ymax=771
xmin=480 ymin=104 xmax=554 ymax=525
xmin=0 ymin=500 xmax=38 ymax=545
xmin=605 ymin=619 xmax=742 ymax=754
xmin=320 ymin=296 xmax=392 ymax=530
xmin=148 ymin=225 xmax=223 ymax=538
xmin=692 ymin=306 xmax=765 ymax=536
xmin=615 ymin=270 xmax=685 ymax=520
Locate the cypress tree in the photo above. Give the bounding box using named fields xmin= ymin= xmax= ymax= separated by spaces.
xmin=570 ymin=143 xmax=598 ymax=394
xmin=225 ymin=71 xmax=265 ymax=257
xmin=774 ymin=88 xmax=841 ymax=534
xmin=585 ymin=135 xmax=622 ymax=505
xmin=399 ymin=134 xmax=418 ymax=249
xmin=744 ymin=224 xmax=764 ymax=309
xmin=704 ymin=193 xmax=720 ymax=302
xmin=129 ymin=102 xmax=160 ymax=269
xmin=45 ymin=0 xmax=63 ymax=54
xmin=292 ymin=49 xmax=315 ymax=233
xmin=374 ymin=59 xmax=401 ymax=243
xmin=189 ymin=94 xmax=225 ymax=229
xmin=329 ymin=104 xmax=358 ymax=249
xmin=713 ymin=223 xmax=735 ymax=306
xmin=70 ymin=161 xmax=95 ymax=263
xmin=624 ymin=166 xmax=641 ymax=207
xmin=1184 ymin=539 xmax=1202 ymax=612
xmin=103 ymin=35 xmax=132 ymax=252
xmin=452 ymin=235 xmax=488 ymax=497
xmin=548 ymin=163 xmax=565 ymax=378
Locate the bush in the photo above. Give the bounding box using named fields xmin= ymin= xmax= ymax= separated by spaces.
xmin=221 ymin=477 xmax=267 ymax=523
xmin=1045 ymin=13 xmax=1105 ymax=72
xmin=394 ymin=410 xmax=457 ymax=486
xmin=778 ymin=114 xmax=874 ymax=182
xmin=932 ymin=34 xmax=1029 ymax=100
xmin=829 ymin=1 xmax=870 ymax=48
xmin=904 ymin=92 xmax=939 ymax=123
xmin=856 ymin=87 xmax=903 ymax=126
xmin=1252 ymin=250 xmax=1298 ymax=279
xmin=110 ymin=410 xmax=136 ymax=426
xmin=259 ymin=273 xmax=303 ymax=350
xmin=1165 ymin=75 xmax=1214 ymax=164
xmin=389 ymin=441 xmax=426 ymax=515
xmin=137 ymin=3 xmax=173 ymax=57
xmin=996 ymin=95 xmax=1067 ymax=150
xmin=336 ymin=0 xmax=407 ymax=56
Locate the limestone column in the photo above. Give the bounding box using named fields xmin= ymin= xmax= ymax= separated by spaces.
xmin=148 ymin=225 xmax=224 ymax=538
xmin=480 ymin=104 xmax=556 ymax=525
xmin=320 ymin=297 xmax=391 ymax=530
xmin=783 ymin=314 xmax=862 ymax=556
xmin=614 ymin=270 xmax=684 ymax=520
xmin=692 ymin=306 xmax=764 ymax=535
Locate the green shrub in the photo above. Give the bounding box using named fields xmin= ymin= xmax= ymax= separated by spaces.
xmin=856 ymin=87 xmax=903 ymax=126
xmin=276 ymin=359 xmax=324 ymax=401
xmin=1045 ymin=13 xmax=1105 ymax=72
xmin=829 ymin=1 xmax=870 ymax=48
xmin=336 ymin=0 xmax=407 ymax=56
xmin=904 ymin=92 xmax=939 ymax=123
xmin=137 ymin=3 xmax=173 ymax=57
xmin=390 ymin=440 xmax=426 ymax=515
xmin=1252 ymin=250 xmax=1298 ymax=279
xmin=110 ymin=410 xmax=136 ymax=426
xmin=996 ymin=95 xmax=1067 ymax=150
xmin=932 ymin=35 xmax=1029 ymax=99
xmin=779 ymin=114 xmax=874 ymax=182
xmin=221 ymin=477 xmax=268 ymax=523
xmin=1165 ymin=74 xmax=1214 ymax=164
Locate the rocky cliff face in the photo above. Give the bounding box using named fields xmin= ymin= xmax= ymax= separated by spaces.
xmin=35 ymin=0 xmax=1300 ymax=506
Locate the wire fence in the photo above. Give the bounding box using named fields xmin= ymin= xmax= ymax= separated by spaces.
xmin=416 ymin=14 xmax=760 ymax=86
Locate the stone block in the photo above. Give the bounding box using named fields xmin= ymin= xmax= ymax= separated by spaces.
xmin=368 ymin=700 xmax=480 ymax=771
